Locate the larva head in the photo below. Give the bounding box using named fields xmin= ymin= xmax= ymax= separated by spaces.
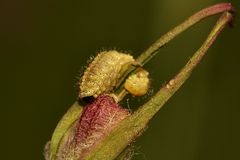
xmin=124 ymin=69 xmax=150 ymax=96
xmin=79 ymin=50 xmax=135 ymax=99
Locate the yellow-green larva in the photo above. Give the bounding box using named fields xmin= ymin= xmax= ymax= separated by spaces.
xmin=124 ymin=69 xmax=150 ymax=96
xmin=79 ymin=50 xmax=135 ymax=98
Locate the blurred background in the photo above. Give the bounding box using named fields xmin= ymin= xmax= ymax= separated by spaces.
xmin=1 ymin=0 xmax=239 ymax=159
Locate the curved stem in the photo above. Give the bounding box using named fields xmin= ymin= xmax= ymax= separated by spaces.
xmin=137 ymin=3 xmax=233 ymax=64
xmin=133 ymin=11 xmax=233 ymax=126
xmin=115 ymin=3 xmax=233 ymax=95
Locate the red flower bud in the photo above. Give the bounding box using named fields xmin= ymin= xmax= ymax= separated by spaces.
xmin=57 ymin=95 xmax=129 ymax=160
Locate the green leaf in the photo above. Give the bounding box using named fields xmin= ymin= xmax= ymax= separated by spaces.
xmin=49 ymin=102 xmax=83 ymax=160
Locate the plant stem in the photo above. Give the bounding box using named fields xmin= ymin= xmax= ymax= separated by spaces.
xmin=132 ymin=11 xmax=233 ymax=127
xmin=137 ymin=3 xmax=233 ymax=64
xmin=85 ymin=11 xmax=233 ymax=160
xmin=115 ymin=3 xmax=233 ymax=95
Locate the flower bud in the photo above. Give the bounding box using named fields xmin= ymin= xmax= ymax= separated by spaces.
xmin=56 ymin=95 xmax=130 ymax=160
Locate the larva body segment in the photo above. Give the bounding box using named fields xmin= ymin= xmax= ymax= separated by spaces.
xmin=79 ymin=50 xmax=135 ymax=98
xmin=124 ymin=69 xmax=150 ymax=96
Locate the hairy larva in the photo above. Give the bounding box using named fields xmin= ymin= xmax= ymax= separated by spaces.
xmin=124 ymin=69 xmax=150 ymax=96
xmin=79 ymin=50 xmax=135 ymax=98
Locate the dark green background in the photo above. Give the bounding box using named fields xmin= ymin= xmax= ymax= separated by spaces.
xmin=1 ymin=0 xmax=239 ymax=159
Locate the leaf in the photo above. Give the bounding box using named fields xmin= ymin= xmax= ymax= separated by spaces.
xmin=49 ymin=102 xmax=83 ymax=160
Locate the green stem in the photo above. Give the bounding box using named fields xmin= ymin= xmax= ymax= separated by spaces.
xmin=132 ymin=11 xmax=233 ymax=127
xmin=85 ymin=11 xmax=233 ymax=160
xmin=137 ymin=3 xmax=233 ymax=64
xmin=116 ymin=3 xmax=233 ymax=94
xmin=49 ymin=102 xmax=83 ymax=160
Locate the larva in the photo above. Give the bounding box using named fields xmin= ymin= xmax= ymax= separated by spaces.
xmin=124 ymin=69 xmax=150 ymax=96
xmin=79 ymin=50 xmax=135 ymax=98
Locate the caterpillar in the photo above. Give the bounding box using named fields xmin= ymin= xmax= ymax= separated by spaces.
xmin=79 ymin=50 xmax=135 ymax=98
